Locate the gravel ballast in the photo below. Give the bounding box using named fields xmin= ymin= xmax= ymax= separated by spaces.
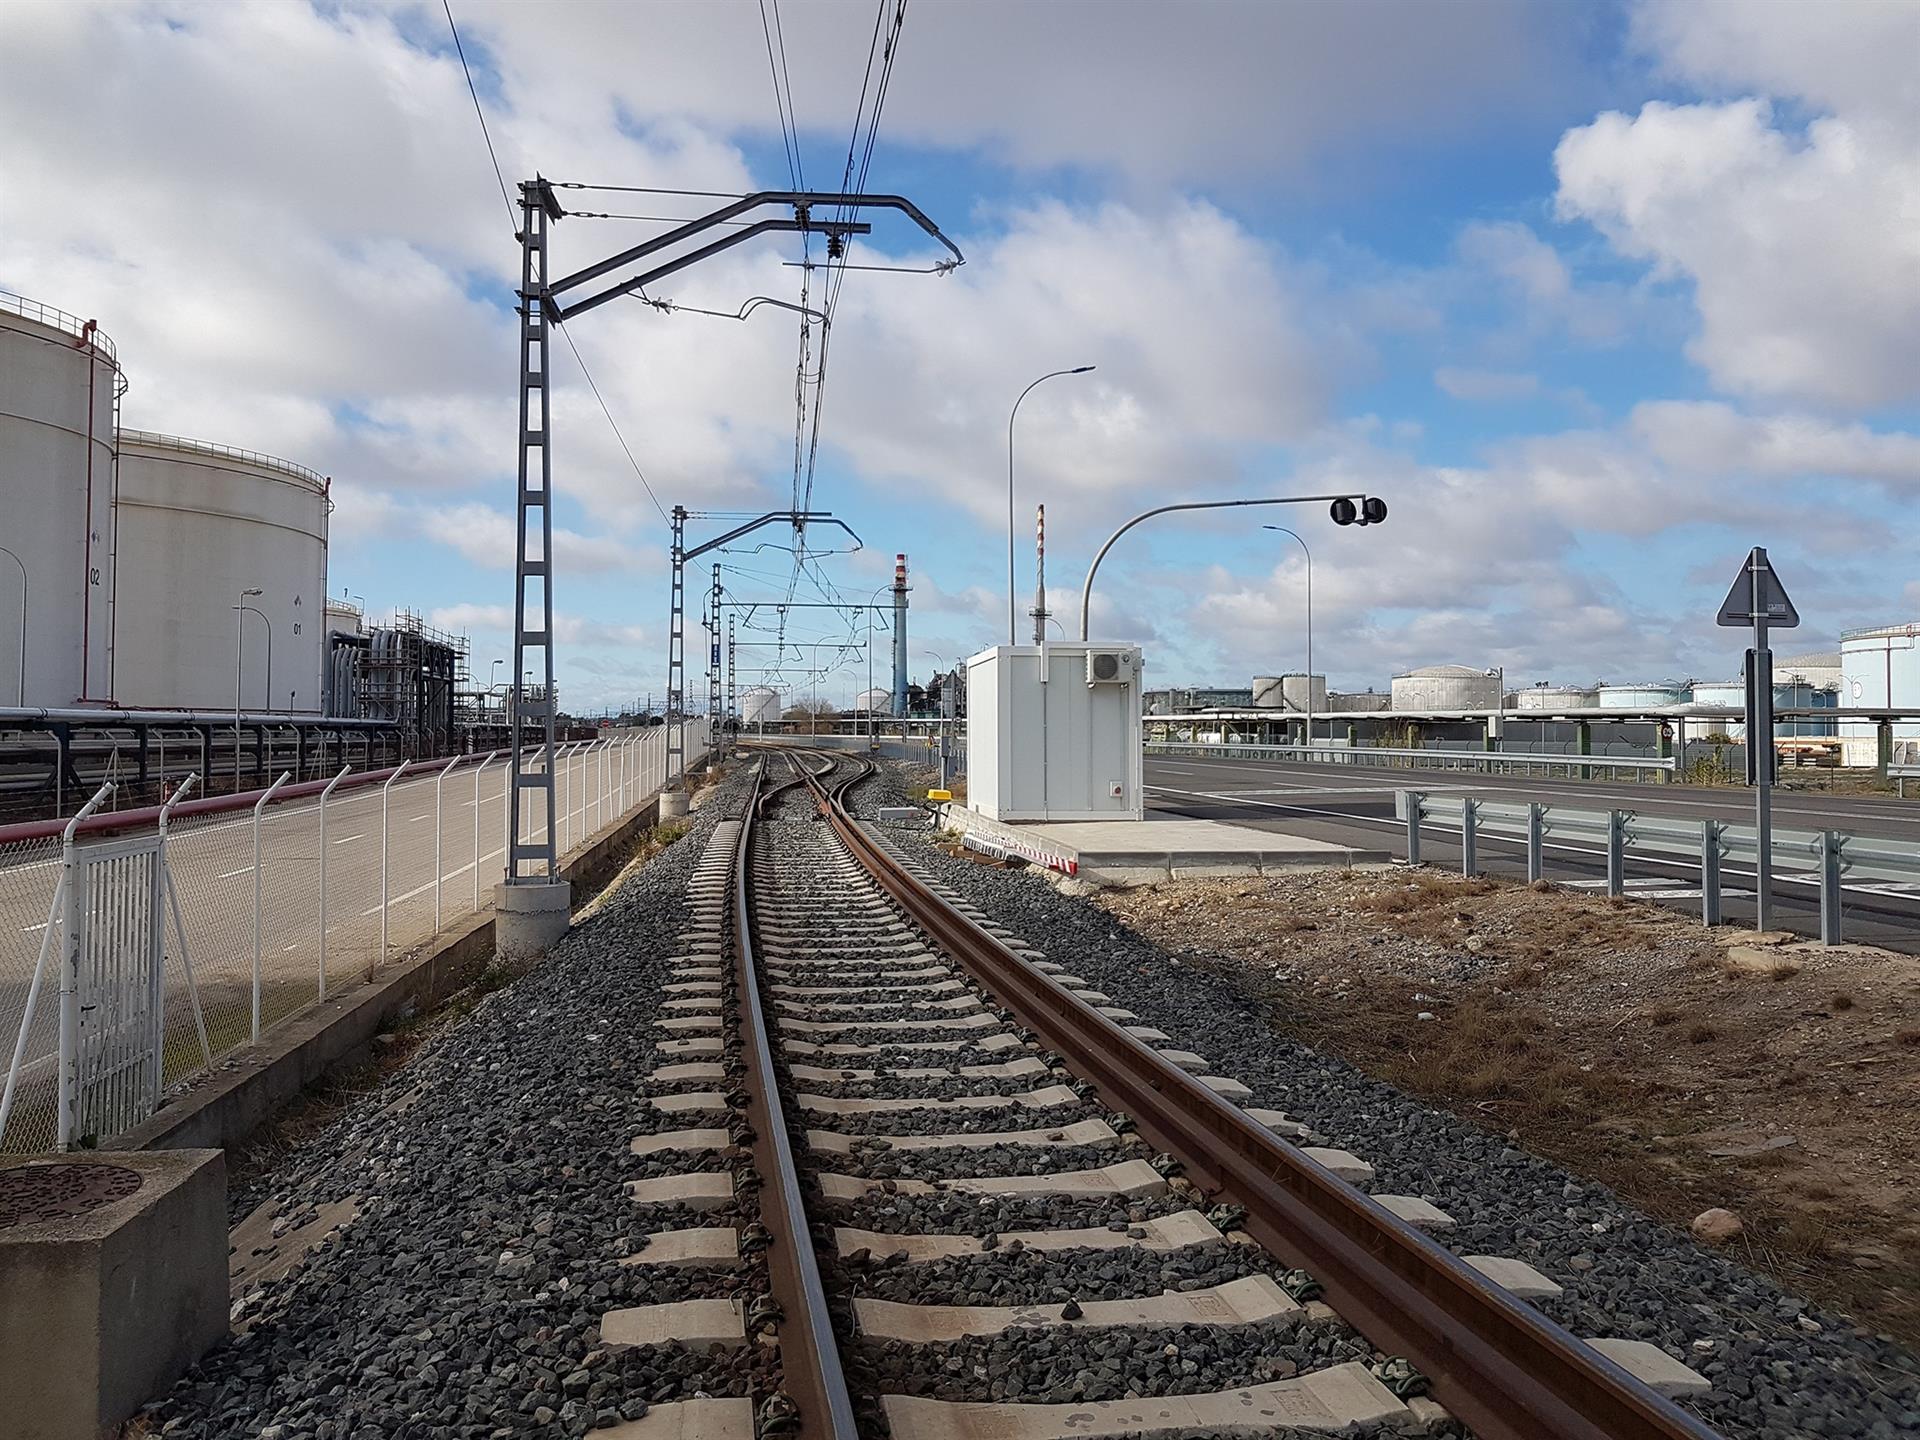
xmin=849 ymin=765 xmax=1920 ymax=1440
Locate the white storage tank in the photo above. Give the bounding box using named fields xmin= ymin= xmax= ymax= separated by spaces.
xmin=1251 ymin=675 xmax=1285 ymax=708
xmin=1514 ymin=685 xmax=1598 ymax=711
xmin=1327 ymin=690 xmax=1390 ymax=713
xmin=0 ymin=291 xmax=122 ymax=706
xmin=1686 ymin=679 xmax=1834 ymax=738
xmin=856 ymin=687 xmax=894 ymax=715
xmin=1840 ymin=623 xmax=1920 ymax=764
xmin=112 ymin=431 xmax=330 ymax=712
xmin=1391 ymin=664 xmax=1499 ymax=711
xmin=740 ymin=686 xmax=781 ymax=725
xmin=1597 ymin=682 xmax=1687 ymax=708
xmin=1774 ymin=650 xmax=1842 ymax=692
xmin=1284 ymin=674 xmax=1325 ymax=714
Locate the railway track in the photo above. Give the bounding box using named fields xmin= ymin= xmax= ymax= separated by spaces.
xmin=614 ymin=749 xmax=1727 ymax=1440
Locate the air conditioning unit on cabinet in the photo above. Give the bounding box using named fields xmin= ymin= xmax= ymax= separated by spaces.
xmin=1086 ymin=649 xmax=1138 ymax=686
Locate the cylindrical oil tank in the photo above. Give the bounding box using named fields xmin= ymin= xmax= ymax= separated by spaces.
xmin=112 ymin=431 xmax=329 ymax=712
xmin=1279 ymin=673 xmax=1327 ymax=715
xmin=856 ymin=687 xmax=893 ymax=715
xmin=1326 ymin=690 xmax=1390 ymax=713
xmin=1596 ymin=682 xmax=1686 ymax=708
xmin=1840 ymin=623 xmax=1920 ymax=762
xmin=1773 ymin=650 xmax=1842 ymax=692
xmin=1513 ymin=684 xmax=1597 ymax=711
xmin=1390 ymin=665 xmax=1500 ymax=711
xmin=740 ymin=686 xmax=781 ymax=725
xmin=1250 ymin=676 xmax=1285 ymax=708
xmin=0 ymin=292 xmax=122 ymax=706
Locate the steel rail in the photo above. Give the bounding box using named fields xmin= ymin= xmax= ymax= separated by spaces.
xmin=731 ymin=759 xmax=861 ymax=1440
xmin=801 ymin=753 xmax=1722 ymax=1440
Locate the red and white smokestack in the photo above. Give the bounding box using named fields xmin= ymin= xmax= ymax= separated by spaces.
xmin=1032 ymin=505 xmax=1048 ymax=644
xmin=891 ymin=554 xmax=909 ymax=715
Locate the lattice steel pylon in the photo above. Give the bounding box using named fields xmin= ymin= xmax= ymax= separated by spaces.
xmin=507 ymin=177 xmax=564 ymax=882
xmin=726 ymin=613 xmax=736 ymax=751
xmin=707 ymin=564 xmax=723 ymax=751
xmin=666 ymin=506 xmax=687 ymax=784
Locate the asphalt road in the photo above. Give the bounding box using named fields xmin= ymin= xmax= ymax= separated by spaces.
xmin=1144 ymin=753 xmax=1920 ymax=954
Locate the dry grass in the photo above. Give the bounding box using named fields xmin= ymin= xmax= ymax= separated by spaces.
xmin=1097 ymin=864 xmax=1920 ymax=1345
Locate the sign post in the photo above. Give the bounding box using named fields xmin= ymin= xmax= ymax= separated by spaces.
xmin=1716 ymin=547 xmax=1799 ymax=933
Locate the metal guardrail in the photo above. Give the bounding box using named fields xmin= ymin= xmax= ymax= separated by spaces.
xmin=1892 ymin=764 xmax=1920 ymax=799
xmin=1149 ymin=741 xmax=1676 ymax=780
xmin=116 ymin=428 xmax=330 ymax=490
xmin=1397 ymin=790 xmax=1920 ymax=945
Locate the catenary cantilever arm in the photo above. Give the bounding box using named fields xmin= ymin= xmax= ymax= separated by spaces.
xmin=545 ymin=190 xmax=965 ymax=321
xmin=1078 ymin=494 xmax=1369 ymax=640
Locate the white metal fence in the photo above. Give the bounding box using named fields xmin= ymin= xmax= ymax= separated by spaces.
xmin=1 ymin=727 xmax=696 ymax=1151
xmin=1146 ymin=740 xmax=1677 ymax=781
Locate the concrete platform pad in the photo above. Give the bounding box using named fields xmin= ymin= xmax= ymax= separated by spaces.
xmin=880 ymin=1360 xmax=1411 ymax=1440
xmin=1585 ymin=1338 xmax=1712 ymax=1397
xmin=630 ymin=1128 xmax=731 ymax=1157
xmin=806 ymin=1118 xmax=1116 ymax=1154
xmin=626 ymin=1172 xmax=734 ymax=1210
xmin=947 ymin=811 xmax=1388 ymax=884
xmin=594 ymin=1396 xmax=754 ymax=1440
xmin=835 ymin=1209 xmax=1223 ymax=1263
xmin=1372 ymin=1194 xmax=1456 ymax=1231
xmin=856 ymin=1274 xmax=1299 ymax=1343
xmin=796 ymin=1084 xmax=1079 ymax=1116
xmin=1465 ymin=1254 xmax=1563 ymax=1300
xmin=621 ymin=1227 xmax=741 ymax=1269
xmin=599 ymin=1297 xmax=744 ymax=1349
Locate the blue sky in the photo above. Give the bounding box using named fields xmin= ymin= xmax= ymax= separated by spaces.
xmin=3 ymin=0 xmax=1916 ymax=711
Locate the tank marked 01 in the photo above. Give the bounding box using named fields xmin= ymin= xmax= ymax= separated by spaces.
xmin=0 ymin=291 xmax=122 ymax=708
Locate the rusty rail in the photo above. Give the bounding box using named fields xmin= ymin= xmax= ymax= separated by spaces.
xmin=804 ymin=753 xmax=1722 ymax=1440
xmin=731 ymin=758 xmax=860 ymax=1440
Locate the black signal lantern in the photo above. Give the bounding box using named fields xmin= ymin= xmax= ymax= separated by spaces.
xmin=1330 ymin=496 xmax=1388 ymax=527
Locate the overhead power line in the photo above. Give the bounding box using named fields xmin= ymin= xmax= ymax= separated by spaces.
xmin=554 ymin=323 xmax=671 ymax=525
xmin=442 ymin=0 xmax=516 ymax=234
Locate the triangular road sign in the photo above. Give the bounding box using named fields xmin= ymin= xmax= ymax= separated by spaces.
xmin=1716 ymin=546 xmax=1799 ymax=628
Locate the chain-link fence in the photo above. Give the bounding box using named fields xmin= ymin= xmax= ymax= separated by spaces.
xmin=1 ymin=728 xmax=691 ymax=1151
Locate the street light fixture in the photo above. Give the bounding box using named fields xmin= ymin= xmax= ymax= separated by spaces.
xmin=1079 ymin=494 xmax=1385 ymax=641
xmin=1008 ymin=366 xmax=1095 ymax=644
xmin=0 ymin=545 xmax=25 ymax=706
xmin=1262 ymin=526 xmax=1314 ymax=747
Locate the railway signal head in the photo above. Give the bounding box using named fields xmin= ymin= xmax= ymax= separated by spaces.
xmin=1330 ymin=496 xmax=1388 ymax=527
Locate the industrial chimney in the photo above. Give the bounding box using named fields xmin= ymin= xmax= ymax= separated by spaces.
xmin=891 ymin=554 xmax=909 ymax=716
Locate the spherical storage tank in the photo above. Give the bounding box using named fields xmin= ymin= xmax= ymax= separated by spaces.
xmin=740 ymin=686 xmax=781 ymax=725
xmin=1390 ymin=665 xmax=1500 ymax=711
xmin=0 ymin=292 xmax=122 ymax=706
xmin=112 ymin=432 xmax=329 ymax=712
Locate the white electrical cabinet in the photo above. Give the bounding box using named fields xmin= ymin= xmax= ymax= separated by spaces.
xmin=964 ymin=643 xmax=1144 ymax=822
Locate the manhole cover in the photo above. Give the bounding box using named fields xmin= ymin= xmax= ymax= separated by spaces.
xmin=0 ymin=1163 xmax=142 ymax=1230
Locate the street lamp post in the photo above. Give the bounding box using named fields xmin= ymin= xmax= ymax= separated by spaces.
xmin=234 ymin=589 xmax=263 ymax=790
xmin=922 ymin=650 xmax=952 ymax=790
xmin=0 ymin=546 xmax=25 ymax=706
xmin=1008 ymin=366 xmax=1094 ymax=644
xmin=1485 ymin=666 xmax=1505 ymax=752
xmin=1079 ymin=493 xmax=1386 ymax=641
xmin=1262 ymin=526 xmax=1313 ymax=747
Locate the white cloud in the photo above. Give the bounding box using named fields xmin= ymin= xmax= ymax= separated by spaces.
xmin=1434 ymin=367 xmax=1539 ymax=402
xmin=1628 ymin=401 xmax=1920 ymax=484
xmin=1554 ymin=0 xmax=1920 ymax=411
